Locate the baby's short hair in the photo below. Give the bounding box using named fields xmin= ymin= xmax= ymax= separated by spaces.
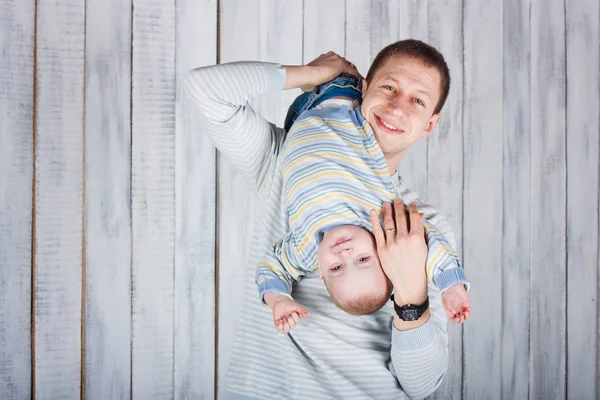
xmin=329 ymin=280 xmax=393 ymax=316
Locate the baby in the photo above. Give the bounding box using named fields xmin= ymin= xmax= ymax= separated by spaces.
xmin=256 ymin=72 xmax=470 ymax=333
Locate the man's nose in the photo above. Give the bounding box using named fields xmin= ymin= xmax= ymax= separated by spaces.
xmin=386 ymin=96 xmax=405 ymax=117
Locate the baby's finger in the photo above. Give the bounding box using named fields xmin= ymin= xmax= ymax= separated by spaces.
xmin=287 ymin=315 xmax=297 ymax=330
xmin=291 ymin=312 xmax=300 ymax=324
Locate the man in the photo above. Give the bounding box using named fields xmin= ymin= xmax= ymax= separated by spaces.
xmin=184 ymin=40 xmax=458 ymax=399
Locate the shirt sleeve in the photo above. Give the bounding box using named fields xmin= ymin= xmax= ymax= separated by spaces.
xmin=255 ymin=233 xmax=306 ymax=301
xmin=182 ymin=61 xmax=287 ymax=188
xmin=388 ymin=177 xmax=452 ymax=399
xmin=425 ymin=221 xmax=470 ymax=292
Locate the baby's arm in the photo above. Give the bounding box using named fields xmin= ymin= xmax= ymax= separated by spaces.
xmin=255 ymin=237 xmax=309 ymax=332
xmin=425 ymin=221 xmax=472 ymax=323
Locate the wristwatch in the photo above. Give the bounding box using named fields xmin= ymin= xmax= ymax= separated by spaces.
xmin=390 ymin=294 xmax=429 ymax=321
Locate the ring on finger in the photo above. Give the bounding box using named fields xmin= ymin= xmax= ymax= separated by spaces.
xmin=385 ymin=228 xmax=396 ymax=232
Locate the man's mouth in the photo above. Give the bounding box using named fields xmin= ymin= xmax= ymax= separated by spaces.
xmin=374 ymin=114 xmax=404 ymax=134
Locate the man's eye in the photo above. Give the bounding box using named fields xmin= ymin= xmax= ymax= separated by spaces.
xmin=413 ymin=98 xmax=424 ymax=106
xmin=383 ymin=85 xmax=394 ymax=91
xmin=358 ymin=257 xmax=370 ymax=263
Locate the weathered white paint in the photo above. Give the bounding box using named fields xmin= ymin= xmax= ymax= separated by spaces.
xmin=2 ymin=1 xmax=600 ymax=398
xmin=462 ymin=0 xmax=504 ymax=398
xmin=530 ymin=0 xmax=567 ymax=398
xmin=427 ymin=1 xmax=464 ymax=399
xmin=566 ymin=0 xmax=599 ymax=398
xmin=0 ymin=1 xmax=34 ymax=399
xmin=84 ymin=0 xmax=132 ymax=398
xmin=501 ymin=0 xmax=531 ymax=398
xmin=217 ymin=1 xmax=260 ymax=398
xmin=397 ymin=0 xmax=429 ymax=200
xmin=174 ymin=0 xmax=217 ymax=398
xmin=303 ymin=0 xmax=345 ymax=62
xmin=131 ymin=0 xmax=176 ymax=397
xmin=34 ymin=1 xmax=85 ymax=398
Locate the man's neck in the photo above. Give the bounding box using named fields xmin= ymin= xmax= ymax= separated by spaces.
xmin=385 ymin=152 xmax=405 ymax=177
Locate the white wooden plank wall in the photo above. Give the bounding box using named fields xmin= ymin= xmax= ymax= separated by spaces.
xmin=462 ymin=1 xmax=504 ymax=399
xmin=131 ymin=0 xmax=176 ymax=398
xmin=0 ymin=1 xmax=34 ymax=398
xmin=84 ymin=0 xmax=132 ymax=398
xmin=0 ymin=1 xmax=599 ymax=399
xmin=34 ymin=1 xmax=85 ymax=398
xmin=174 ymin=0 xmax=217 ymax=398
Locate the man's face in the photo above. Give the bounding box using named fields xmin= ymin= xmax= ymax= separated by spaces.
xmin=361 ymin=55 xmax=443 ymax=167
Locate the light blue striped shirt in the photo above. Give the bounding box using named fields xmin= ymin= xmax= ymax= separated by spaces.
xmin=184 ymin=61 xmax=452 ymax=400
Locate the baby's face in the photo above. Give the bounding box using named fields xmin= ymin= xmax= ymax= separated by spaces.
xmin=317 ymin=225 xmax=389 ymax=307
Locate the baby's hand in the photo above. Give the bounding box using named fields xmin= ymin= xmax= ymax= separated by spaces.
xmin=265 ymin=293 xmax=308 ymax=333
xmin=442 ymin=285 xmax=472 ymax=323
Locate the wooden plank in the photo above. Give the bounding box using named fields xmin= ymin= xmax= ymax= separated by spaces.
xmin=33 ymin=0 xmax=85 ymax=398
xmin=345 ymin=0 xmax=372 ymax=76
xmin=84 ymin=0 xmax=132 ymax=397
xmin=303 ymin=0 xmax=345 ymax=62
xmin=462 ymin=0 xmax=504 ymax=398
xmin=131 ymin=0 xmax=176 ymax=397
xmin=0 ymin=1 xmax=35 ymax=398
xmin=501 ymin=0 xmax=530 ymax=397
xmin=217 ymin=1 xmax=260 ymax=397
xmin=174 ymin=0 xmax=217 ymax=398
xmin=566 ymin=0 xmax=599 ymax=398
xmin=530 ymin=0 xmax=567 ymax=398
xmin=426 ymin=1 xmax=464 ymax=399
xmin=396 ymin=0 xmax=429 ymax=200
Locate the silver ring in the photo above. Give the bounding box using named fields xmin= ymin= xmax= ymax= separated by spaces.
xmin=385 ymin=228 xmax=396 ymax=232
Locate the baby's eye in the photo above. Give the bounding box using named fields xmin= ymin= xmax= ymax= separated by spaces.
xmin=331 ymin=265 xmax=342 ymax=271
xmin=358 ymin=256 xmax=370 ymax=263
xmin=413 ymin=98 xmax=424 ymax=106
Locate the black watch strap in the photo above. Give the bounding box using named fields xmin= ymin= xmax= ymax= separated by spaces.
xmin=390 ymin=294 xmax=429 ymax=321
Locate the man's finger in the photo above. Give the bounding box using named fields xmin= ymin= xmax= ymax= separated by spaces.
xmin=382 ymin=203 xmax=396 ymax=242
xmin=287 ymin=316 xmax=296 ymax=330
xmin=370 ymin=209 xmax=385 ymax=248
xmin=394 ymin=199 xmax=408 ymax=236
xmin=408 ymin=203 xmax=424 ymax=236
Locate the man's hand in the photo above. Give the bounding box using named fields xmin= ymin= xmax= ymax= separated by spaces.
xmin=283 ymin=51 xmax=363 ymax=92
xmin=263 ymin=292 xmax=308 ymax=333
xmin=370 ymin=200 xmax=428 ymax=306
xmin=442 ymin=285 xmax=472 ymax=323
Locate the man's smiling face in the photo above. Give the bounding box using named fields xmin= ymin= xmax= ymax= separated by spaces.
xmin=360 ymin=55 xmax=443 ymax=171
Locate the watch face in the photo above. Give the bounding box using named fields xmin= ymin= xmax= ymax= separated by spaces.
xmin=401 ymin=309 xmax=420 ymax=321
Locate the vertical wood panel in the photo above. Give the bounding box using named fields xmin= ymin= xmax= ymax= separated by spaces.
xmin=303 ymin=0 xmax=345 ymax=62
xmin=370 ymin=0 xmax=399 ymax=69
xmin=427 ymin=1 xmax=464 ymax=398
xmin=174 ymin=0 xmax=217 ymax=398
xmin=131 ymin=0 xmax=176 ymax=397
xmin=501 ymin=0 xmax=531 ymax=398
xmin=84 ymin=0 xmax=132 ymax=397
xmin=530 ymin=0 xmax=566 ymax=398
xmin=0 ymin=1 xmax=35 ymax=398
xmin=462 ymin=0 xmax=503 ymax=398
xmin=345 ymin=0 xmax=372 ymax=76
xmin=397 ymin=0 xmax=429 ymax=199
xmin=34 ymin=0 xmax=85 ymax=398
xmin=566 ymin=0 xmax=599 ymax=398
xmin=218 ymin=1 xmax=260 ymax=397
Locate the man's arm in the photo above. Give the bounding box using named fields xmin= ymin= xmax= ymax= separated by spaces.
xmin=182 ymin=54 xmax=361 ymax=188
xmin=182 ymin=62 xmax=287 ymax=188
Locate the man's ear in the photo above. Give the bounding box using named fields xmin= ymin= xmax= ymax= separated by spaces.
xmin=421 ymin=113 xmax=441 ymax=138
xmin=361 ymin=78 xmax=368 ymax=98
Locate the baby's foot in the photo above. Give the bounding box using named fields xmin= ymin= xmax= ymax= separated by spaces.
xmin=442 ymin=284 xmax=472 ymax=323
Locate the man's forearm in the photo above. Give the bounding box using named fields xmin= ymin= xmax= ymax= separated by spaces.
xmin=282 ymin=65 xmax=317 ymax=91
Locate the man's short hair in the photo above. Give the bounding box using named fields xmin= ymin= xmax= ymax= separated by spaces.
xmin=366 ymin=39 xmax=451 ymax=115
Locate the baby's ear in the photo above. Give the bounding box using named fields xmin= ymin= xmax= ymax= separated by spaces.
xmin=317 ymin=266 xmax=324 ymax=280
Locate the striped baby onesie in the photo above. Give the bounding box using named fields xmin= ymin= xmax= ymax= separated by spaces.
xmin=256 ymin=104 xmax=469 ymax=301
